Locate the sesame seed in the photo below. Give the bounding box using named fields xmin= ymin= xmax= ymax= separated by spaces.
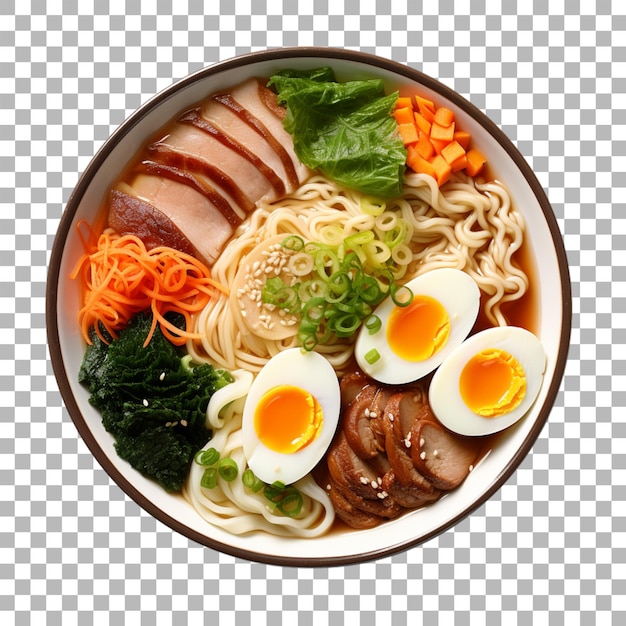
xmin=404 ymin=438 xmax=411 ymax=448
xmin=469 ymin=465 xmax=474 ymax=472
xmin=433 ymin=449 xmax=439 ymax=457
xmin=420 ymin=437 xmax=425 ymax=447
xmin=371 ymin=480 xmax=378 ymax=489
xmin=360 ymin=476 xmax=369 ymax=484
xmin=165 ymin=422 xmax=172 ymax=427
xmin=369 ymin=412 xmax=377 ymax=418
xmin=420 ymin=451 xmax=426 ymax=460
xmin=388 ymin=414 xmax=394 ymax=422
xmin=326 ymin=484 xmax=331 ymax=491
xmin=180 ymin=420 xmax=188 ymax=427
xmin=377 ymin=492 xmax=386 ymax=499
xmin=159 ymin=372 xmax=165 ymax=381
xmin=142 ymin=399 xmax=149 ymax=407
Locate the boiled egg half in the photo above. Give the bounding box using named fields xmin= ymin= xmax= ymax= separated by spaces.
xmin=241 ymin=348 xmax=341 ymax=485
xmin=354 ymin=268 xmax=481 ymax=385
xmin=429 ymin=326 xmax=547 ymax=436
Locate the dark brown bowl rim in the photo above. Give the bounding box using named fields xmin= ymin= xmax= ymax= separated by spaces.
xmin=46 ymin=47 xmax=572 ymax=567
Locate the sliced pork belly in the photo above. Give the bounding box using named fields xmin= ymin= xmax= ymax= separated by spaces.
xmin=127 ymin=174 xmax=235 ymax=265
xmin=227 ymin=78 xmax=310 ymax=186
xmin=107 ymin=78 xmax=312 ymax=265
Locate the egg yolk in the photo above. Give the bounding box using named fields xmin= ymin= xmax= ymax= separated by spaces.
xmin=459 ymin=349 xmax=527 ymax=417
xmin=254 ymin=385 xmax=323 ymax=454
xmin=386 ymin=295 xmax=451 ymax=362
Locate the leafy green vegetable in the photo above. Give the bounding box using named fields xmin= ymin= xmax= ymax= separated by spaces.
xmin=268 ymin=67 xmax=407 ymax=198
xmin=78 ymin=313 xmax=232 ymax=492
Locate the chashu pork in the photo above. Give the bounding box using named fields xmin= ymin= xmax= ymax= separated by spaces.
xmin=108 ymin=78 xmax=311 ymax=265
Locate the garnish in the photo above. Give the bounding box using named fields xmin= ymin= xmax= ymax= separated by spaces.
xmin=78 ymin=313 xmax=232 ymax=493
xmin=71 ymin=221 xmax=227 ymax=347
xmin=394 ymin=94 xmax=487 ymax=186
xmin=261 ymin=236 xmax=413 ymax=351
xmin=268 ymin=68 xmax=407 ymax=198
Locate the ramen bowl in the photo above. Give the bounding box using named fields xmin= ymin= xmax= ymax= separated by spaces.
xmin=47 ymin=48 xmax=571 ymax=566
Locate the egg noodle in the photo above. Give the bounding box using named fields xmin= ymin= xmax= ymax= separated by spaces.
xmin=183 ymin=171 xmax=528 ymax=537
xmin=182 ymin=369 xmax=336 ymax=537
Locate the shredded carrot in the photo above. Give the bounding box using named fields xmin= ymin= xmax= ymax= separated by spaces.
xmin=70 ymin=221 xmax=228 ymax=347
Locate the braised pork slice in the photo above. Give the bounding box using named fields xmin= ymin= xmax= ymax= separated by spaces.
xmin=313 ymin=461 xmax=386 ymax=529
xmin=327 ymin=431 xmax=385 ymax=501
xmin=124 ymin=174 xmax=235 ymax=265
xmin=410 ymin=420 xmax=479 ymax=490
xmin=342 ymin=384 xmax=380 ymax=460
xmin=107 ymin=78 xmax=312 ymax=265
xmin=381 ymin=470 xmax=434 ymax=510
xmin=382 ymin=392 xmax=439 ymax=500
xmin=339 ymin=371 xmax=371 ymax=410
xmin=108 ymin=189 xmax=198 ymax=258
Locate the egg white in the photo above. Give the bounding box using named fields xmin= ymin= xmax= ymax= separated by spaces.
xmin=429 ymin=326 xmax=547 ymax=436
xmin=241 ymin=348 xmax=341 ymax=485
xmin=354 ymin=268 xmax=481 ymax=385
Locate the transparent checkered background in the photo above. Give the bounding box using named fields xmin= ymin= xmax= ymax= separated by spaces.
xmin=1 ymin=1 xmax=624 ymax=624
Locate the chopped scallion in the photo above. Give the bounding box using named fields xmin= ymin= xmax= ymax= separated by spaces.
xmin=200 ymin=467 xmax=218 ymax=489
xmin=217 ymin=457 xmax=238 ymax=482
xmin=364 ymin=348 xmax=381 ymax=365
xmin=194 ymin=447 xmax=220 ymax=466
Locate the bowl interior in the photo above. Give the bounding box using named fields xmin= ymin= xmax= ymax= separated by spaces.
xmin=48 ymin=48 xmax=571 ymax=566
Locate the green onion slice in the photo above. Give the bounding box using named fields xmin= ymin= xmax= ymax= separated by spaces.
xmin=364 ymin=315 xmax=382 ymax=335
xmin=194 ymin=447 xmax=220 ymax=466
xmin=200 ymin=467 xmax=218 ymax=489
xmin=364 ymin=348 xmax=381 ymax=365
xmin=242 ymin=468 xmax=265 ymax=492
xmin=282 ymin=235 xmax=305 ymax=251
xmin=217 ymin=457 xmax=238 ymax=482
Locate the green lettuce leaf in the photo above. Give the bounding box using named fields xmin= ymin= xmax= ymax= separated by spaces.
xmin=268 ymin=68 xmax=406 ymax=198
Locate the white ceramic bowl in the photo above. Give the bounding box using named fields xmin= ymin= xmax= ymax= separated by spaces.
xmin=47 ymin=48 xmax=571 ymax=566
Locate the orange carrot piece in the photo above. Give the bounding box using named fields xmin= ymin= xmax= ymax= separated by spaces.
xmin=465 ymin=148 xmax=487 ymax=176
xmin=433 ymin=107 xmax=455 ymax=127
xmin=453 ymin=130 xmax=471 ymax=150
xmin=393 ymin=106 xmax=416 ymax=126
xmin=71 ymin=223 xmax=227 ymax=347
xmin=431 ymin=154 xmax=452 ymax=186
xmin=451 ymin=155 xmax=468 ymax=172
xmin=415 ymin=95 xmax=435 ymax=116
xmin=415 ymin=132 xmax=435 ymax=160
xmin=441 ymin=140 xmax=466 ymax=166
xmin=407 ymin=146 xmax=437 ymax=178
xmin=413 ymin=112 xmax=432 ymax=136
xmin=398 ymin=122 xmax=419 ymax=146
xmin=430 ymin=121 xmax=455 ymax=142
xmin=429 ymin=137 xmax=449 ymax=155
xmin=396 ymin=96 xmax=413 ymax=110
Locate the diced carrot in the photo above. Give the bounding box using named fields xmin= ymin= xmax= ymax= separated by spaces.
xmin=441 ymin=140 xmax=466 ymax=167
xmin=430 ymin=121 xmax=455 ymax=142
xmin=465 ymin=148 xmax=487 ymax=176
xmin=431 ymin=154 xmax=452 ymax=186
xmin=453 ymin=130 xmax=471 ymax=150
xmin=415 ymin=132 xmax=435 ymax=160
xmin=398 ymin=91 xmax=487 ymax=187
xmin=433 ymin=107 xmax=455 ymax=127
xmin=451 ymin=155 xmax=468 ymax=172
xmin=415 ymin=95 xmax=435 ymax=115
xmin=396 ymin=96 xmax=413 ymax=110
xmin=398 ymin=122 xmax=419 ymax=146
xmin=393 ymin=106 xmax=416 ymax=126
xmin=407 ymin=146 xmax=437 ymax=178
xmin=413 ymin=111 xmax=432 ymax=136
xmin=429 ymin=137 xmax=449 ymax=155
